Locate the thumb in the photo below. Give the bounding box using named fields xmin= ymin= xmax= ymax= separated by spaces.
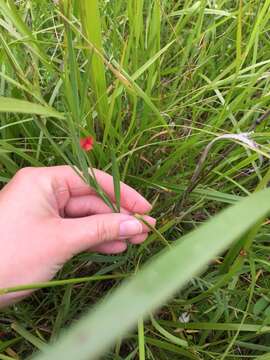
xmin=57 ymin=213 xmax=148 ymax=255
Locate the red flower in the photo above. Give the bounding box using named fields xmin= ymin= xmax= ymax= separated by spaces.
xmin=80 ymin=136 xmax=94 ymax=151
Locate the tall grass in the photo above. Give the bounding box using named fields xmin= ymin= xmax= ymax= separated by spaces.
xmin=79 ymin=0 xmax=109 ymax=131
xmin=1 ymin=0 xmax=270 ymax=359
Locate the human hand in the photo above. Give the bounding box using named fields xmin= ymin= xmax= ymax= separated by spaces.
xmin=0 ymin=166 xmax=155 ymax=307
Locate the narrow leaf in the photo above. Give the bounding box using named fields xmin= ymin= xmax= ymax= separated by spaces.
xmin=0 ymin=97 xmax=64 ymax=119
xmin=111 ymin=150 xmax=121 ymax=212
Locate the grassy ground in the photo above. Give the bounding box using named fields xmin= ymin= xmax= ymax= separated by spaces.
xmin=1 ymin=0 xmax=270 ymax=359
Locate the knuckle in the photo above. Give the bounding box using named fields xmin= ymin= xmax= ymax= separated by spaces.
xmin=14 ymin=167 xmax=36 ymax=180
xmin=127 ymin=199 xmax=138 ymax=212
xmin=96 ymin=219 xmax=113 ymax=243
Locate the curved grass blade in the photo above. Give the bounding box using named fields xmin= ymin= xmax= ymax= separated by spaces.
xmin=150 ymin=315 xmax=188 ymax=348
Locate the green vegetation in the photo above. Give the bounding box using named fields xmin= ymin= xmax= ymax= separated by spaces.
xmin=1 ymin=0 xmax=270 ymax=359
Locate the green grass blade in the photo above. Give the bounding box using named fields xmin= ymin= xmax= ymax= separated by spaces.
xmin=0 ymin=97 xmax=64 ymax=119
xmin=158 ymin=321 xmax=270 ymax=333
xmin=79 ymin=0 xmax=109 ymax=127
xmin=11 ymin=323 xmax=46 ymax=350
xmin=138 ymin=318 xmax=145 ymax=360
xmin=0 ymin=274 xmax=127 ymax=294
xmin=143 ymin=337 xmax=199 ymax=359
xmin=111 ymin=150 xmax=121 ymax=212
xmin=256 ymin=354 xmax=270 ymax=360
xmin=151 ymin=315 xmax=188 ymax=348
xmin=112 ymin=40 xmax=175 ymax=100
xmin=34 ymin=188 xmax=270 ymax=360
xmin=51 ymin=285 xmax=73 ymax=341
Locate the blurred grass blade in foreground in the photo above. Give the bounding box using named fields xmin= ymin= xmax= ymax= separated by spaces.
xmin=34 ymin=188 xmax=270 ymax=360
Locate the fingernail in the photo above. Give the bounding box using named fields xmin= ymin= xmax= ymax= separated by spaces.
xmin=119 ymin=219 xmax=143 ymax=237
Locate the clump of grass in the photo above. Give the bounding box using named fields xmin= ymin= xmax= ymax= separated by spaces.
xmin=1 ymin=1 xmax=270 ymax=359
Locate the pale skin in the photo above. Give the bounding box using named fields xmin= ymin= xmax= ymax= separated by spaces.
xmin=0 ymin=166 xmax=156 ymax=308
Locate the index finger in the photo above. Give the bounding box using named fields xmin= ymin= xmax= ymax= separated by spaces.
xmin=48 ymin=165 xmax=152 ymax=214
